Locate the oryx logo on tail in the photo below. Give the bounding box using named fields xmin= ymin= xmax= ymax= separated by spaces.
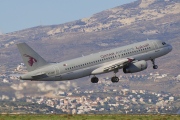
xmin=23 ymin=54 xmax=37 ymax=66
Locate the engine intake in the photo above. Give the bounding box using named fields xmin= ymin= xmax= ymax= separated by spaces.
xmin=123 ymin=60 xmax=147 ymax=73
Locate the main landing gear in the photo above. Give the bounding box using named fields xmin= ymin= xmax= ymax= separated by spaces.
xmin=111 ymin=69 xmax=119 ymax=83
xmin=111 ymin=76 xmax=119 ymax=83
xmin=91 ymin=69 xmax=119 ymax=83
xmin=91 ymin=76 xmax=99 ymax=83
xmin=91 ymin=76 xmax=119 ymax=83
xmin=151 ymin=59 xmax=158 ymax=69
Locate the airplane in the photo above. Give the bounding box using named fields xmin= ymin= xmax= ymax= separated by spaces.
xmin=17 ymin=39 xmax=172 ymax=83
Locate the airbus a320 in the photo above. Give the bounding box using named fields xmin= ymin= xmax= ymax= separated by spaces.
xmin=17 ymin=39 xmax=172 ymax=83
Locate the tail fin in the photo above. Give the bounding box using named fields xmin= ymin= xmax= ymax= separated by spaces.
xmin=17 ymin=43 xmax=48 ymax=72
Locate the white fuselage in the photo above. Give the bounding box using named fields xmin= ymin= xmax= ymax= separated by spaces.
xmin=20 ymin=40 xmax=172 ymax=81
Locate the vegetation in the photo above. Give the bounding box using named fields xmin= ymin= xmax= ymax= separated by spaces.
xmin=0 ymin=114 xmax=179 ymax=120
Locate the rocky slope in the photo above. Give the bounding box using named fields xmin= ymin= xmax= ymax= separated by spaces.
xmin=0 ymin=0 xmax=179 ymax=75
xmin=0 ymin=0 xmax=180 ymax=96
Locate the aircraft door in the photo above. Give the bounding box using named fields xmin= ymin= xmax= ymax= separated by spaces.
xmin=152 ymin=41 xmax=159 ymax=49
xmin=53 ymin=66 xmax=60 ymax=75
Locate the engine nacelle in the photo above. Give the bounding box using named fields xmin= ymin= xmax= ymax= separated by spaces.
xmin=123 ymin=60 xmax=147 ymax=73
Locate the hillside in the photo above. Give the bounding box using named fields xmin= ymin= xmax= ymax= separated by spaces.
xmin=0 ymin=0 xmax=179 ymax=75
xmin=0 ymin=0 xmax=180 ymax=97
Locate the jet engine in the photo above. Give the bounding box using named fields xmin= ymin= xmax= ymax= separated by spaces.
xmin=123 ymin=60 xmax=147 ymax=73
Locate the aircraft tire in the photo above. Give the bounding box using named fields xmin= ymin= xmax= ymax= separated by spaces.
xmin=153 ymin=65 xmax=158 ymax=69
xmin=111 ymin=77 xmax=119 ymax=83
xmin=91 ymin=77 xmax=99 ymax=83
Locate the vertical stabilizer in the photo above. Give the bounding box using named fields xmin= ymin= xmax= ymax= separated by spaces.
xmin=17 ymin=43 xmax=48 ymax=71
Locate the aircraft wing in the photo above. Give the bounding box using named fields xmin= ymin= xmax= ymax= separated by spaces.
xmin=91 ymin=58 xmax=134 ymax=74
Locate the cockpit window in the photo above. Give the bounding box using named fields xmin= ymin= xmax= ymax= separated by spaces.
xmin=162 ymin=42 xmax=166 ymax=45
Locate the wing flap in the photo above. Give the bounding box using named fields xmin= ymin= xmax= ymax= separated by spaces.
xmin=92 ymin=58 xmax=134 ymax=74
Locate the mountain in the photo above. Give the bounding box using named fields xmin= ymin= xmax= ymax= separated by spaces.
xmin=0 ymin=0 xmax=179 ymax=75
xmin=0 ymin=0 xmax=180 ymax=96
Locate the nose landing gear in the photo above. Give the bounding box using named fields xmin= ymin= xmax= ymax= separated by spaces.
xmin=151 ymin=59 xmax=158 ymax=69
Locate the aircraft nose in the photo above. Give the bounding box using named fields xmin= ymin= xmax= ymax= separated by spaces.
xmin=168 ymin=44 xmax=173 ymax=52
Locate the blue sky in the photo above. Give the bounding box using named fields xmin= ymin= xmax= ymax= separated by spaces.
xmin=0 ymin=0 xmax=135 ymax=33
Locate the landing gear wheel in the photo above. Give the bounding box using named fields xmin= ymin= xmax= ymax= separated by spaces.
xmin=151 ymin=59 xmax=158 ymax=69
xmin=91 ymin=77 xmax=99 ymax=83
xmin=153 ymin=65 xmax=158 ymax=69
xmin=111 ymin=76 xmax=119 ymax=83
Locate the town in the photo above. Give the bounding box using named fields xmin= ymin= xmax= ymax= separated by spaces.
xmin=0 ymin=63 xmax=180 ymax=114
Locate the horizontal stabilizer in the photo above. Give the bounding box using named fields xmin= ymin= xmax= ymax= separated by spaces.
xmin=32 ymin=74 xmax=48 ymax=79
